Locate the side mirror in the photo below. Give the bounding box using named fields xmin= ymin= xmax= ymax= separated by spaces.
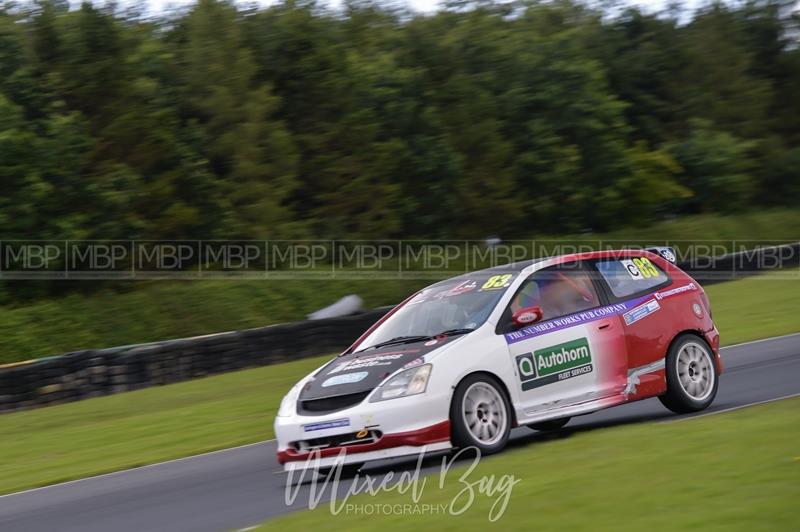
xmin=512 ymin=306 xmax=543 ymax=329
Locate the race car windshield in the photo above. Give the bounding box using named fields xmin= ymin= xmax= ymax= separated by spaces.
xmin=356 ymin=273 xmax=516 ymax=351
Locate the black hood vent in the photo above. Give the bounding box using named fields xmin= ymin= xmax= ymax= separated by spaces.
xmin=295 ymin=335 xmax=462 ymax=415
xmin=297 ymin=391 xmax=371 ymax=416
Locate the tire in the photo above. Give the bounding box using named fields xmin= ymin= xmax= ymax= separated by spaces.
xmin=659 ymin=334 xmax=719 ymax=414
xmin=317 ymin=463 xmax=363 ymax=478
xmin=450 ymin=374 xmax=512 ymax=455
xmin=527 ymin=417 xmax=571 ymax=431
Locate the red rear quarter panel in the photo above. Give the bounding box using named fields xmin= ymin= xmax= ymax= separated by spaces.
xmin=556 ymin=250 xmax=722 ymax=401
xmin=656 ymin=255 xmax=720 ymax=359
xmin=642 ymin=254 xmax=722 ymax=379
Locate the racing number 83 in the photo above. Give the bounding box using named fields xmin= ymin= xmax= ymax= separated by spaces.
xmin=632 ymin=257 xmax=659 ymax=279
xmin=482 ymin=274 xmax=512 ymax=290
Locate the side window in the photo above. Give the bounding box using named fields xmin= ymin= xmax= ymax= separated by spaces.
xmin=595 ymin=257 xmax=669 ymax=298
xmin=508 ymin=264 xmax=600 ymax=322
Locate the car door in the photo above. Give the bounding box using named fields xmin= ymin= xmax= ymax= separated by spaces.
xmin=499 ymin=262 xmax=628 ymax=418
xmin=590 ymin=255 xmax=674 ymax=395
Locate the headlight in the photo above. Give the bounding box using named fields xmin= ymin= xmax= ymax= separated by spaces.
xmin=370 ymin=364 xmax=432 ymax=402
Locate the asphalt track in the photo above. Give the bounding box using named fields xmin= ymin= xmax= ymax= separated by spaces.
xmin=1 ymin=333 xmax=799 ymax=532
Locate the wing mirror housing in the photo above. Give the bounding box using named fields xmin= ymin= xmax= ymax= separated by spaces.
xmin=512 ymin=306 xmax=543 ymax=329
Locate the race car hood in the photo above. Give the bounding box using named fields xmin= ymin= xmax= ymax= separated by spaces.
xmin=298 ymin=335 xmax=464 ymax=401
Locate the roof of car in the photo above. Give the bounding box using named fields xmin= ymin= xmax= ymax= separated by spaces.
xmin=481 ymin=256 xmax=551 ymax=273
xmin=441 ymin=257 xmax=550 ymax=283
xmin=448 ymin=248 xmax=664 ymax=281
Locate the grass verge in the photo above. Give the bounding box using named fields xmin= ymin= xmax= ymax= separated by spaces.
xmin=0 ymin=353 xmax=329 ymax=495
xmin=705 ymin=269 xmax=800 ymax=343
xmin=0 ymin=268 xmax=798 ymax=495
xmin=258 ymin=397 xmax=800 ymax=531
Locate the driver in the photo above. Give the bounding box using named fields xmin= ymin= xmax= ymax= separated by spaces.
xmin=510 ymin=272 xmax=597 ymax=319
xmin=510 ymin=281 xmax=542 ymax=314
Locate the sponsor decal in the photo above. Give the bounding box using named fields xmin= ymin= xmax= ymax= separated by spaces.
xmin=303 ymin=418 xmax=350 ymax=432
xmin=442 ymin=280 xmax=478 ymax=297
xmin=505 ymin=296 xmax=648 ymax=345
xmin=516 ymin=353 xmax=537 ymax=383
xmin=654 ymin=282 xmax=697 ymax=301
xmin=321 ymin=371 xmax=369 ymax=387
xmin=414 ymin=279 xmax=480 ymax=303
xmin=620 ymin=259 xmax=643 ymax=280
xmin=621 ymin=257 xmax=662 ymax=280
xmin=328 ymin=353 xmax=404 ymax=374
xmin=654 ymin=247 xmax=677 ymax=263
xmin=424 ymin=339 xmax=438 ymax=347
xmin=517 ymin=338 xmax=593 ymax=391
xmin=623 ymin=299 xmax=660 ymax=325
xmin=515 ymin=308 xmax=542 ymax=325
xmin=624 ymin=359 xmax=666 ymax=395
xmin=402 ymin=357 xmax=425 ymax=370
xmin=692 ymin=303 xmax=704 ymax=317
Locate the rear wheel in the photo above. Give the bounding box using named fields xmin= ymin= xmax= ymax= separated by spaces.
xmin=659 ymin=335 xmax=719 ymax=414
xmin=450 ymin=374 xmax=511 ymax=455
xmin=527 ymin=417 xmax=571 ymax=431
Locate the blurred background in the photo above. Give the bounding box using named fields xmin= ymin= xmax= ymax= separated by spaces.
xmin=0 ymin=0 xmax=798 ymax=362
xmin=0 ymin=5 xmax=799 ymax=529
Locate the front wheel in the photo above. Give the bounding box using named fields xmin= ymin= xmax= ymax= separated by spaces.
xmin=450 ymin=374 xmax=512 ymax=455
xmin=659 ymin=335 xmax=719 ymax=414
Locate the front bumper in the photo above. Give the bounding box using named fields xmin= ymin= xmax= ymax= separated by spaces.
xmin=278 ymin=421 xmax=452 ymax=471
xmin=275 ymin=388 xmax=452 ymax=470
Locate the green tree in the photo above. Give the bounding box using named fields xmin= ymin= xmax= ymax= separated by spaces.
xmin=174 ymin=0 xmax=300 ymax=238
xmin=675 ymin=3 xmax=772 ymax=140
xmin=668 ymin=119 xmax=756 ymax=213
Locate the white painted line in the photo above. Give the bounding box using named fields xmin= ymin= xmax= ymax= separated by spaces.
xmin=661 ymin=392 xmax=800 ymax=423
xmin=721 ymin=331 xmax=800 ymax=350
xmin=0 ymin=438 xmax=276 ymax=500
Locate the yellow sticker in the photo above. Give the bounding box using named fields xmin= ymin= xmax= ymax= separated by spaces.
xmin=481 ymin=274 xmax=513 ymax=290
xmin=634 ymin=257 xmax=659 ymax=278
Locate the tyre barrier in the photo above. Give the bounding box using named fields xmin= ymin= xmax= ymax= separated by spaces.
xmin=676 ymin=241 xmax=799 ymax=284
xmin=0 ymin=308 xmax=390 ymax=413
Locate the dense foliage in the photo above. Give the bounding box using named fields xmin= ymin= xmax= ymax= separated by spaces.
xmin=0 ymin=0 xmax=798 ymax=242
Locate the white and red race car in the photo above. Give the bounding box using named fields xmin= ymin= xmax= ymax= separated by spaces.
xmin=275 ymin=249 xmax=721 ymax=472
